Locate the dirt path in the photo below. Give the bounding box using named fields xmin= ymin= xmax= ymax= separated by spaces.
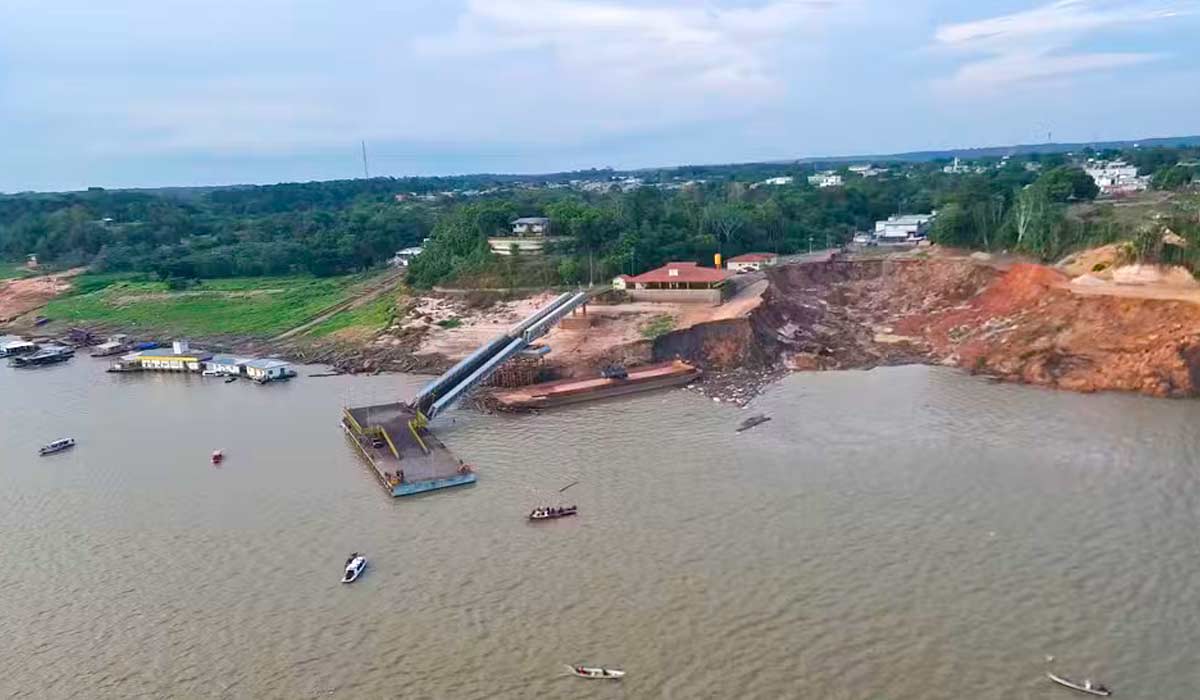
xmin=271 ymin=271 xmax=404 ymax=341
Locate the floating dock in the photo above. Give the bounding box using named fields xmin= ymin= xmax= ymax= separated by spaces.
xmin=490 ymin=360 xmax=700 ymax=410
xmin=339 ymin=291 xmax=593 ymax=497
xmin=342 ymin=403 xmax=476 ymax=497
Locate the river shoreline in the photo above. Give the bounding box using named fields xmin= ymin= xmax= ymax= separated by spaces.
xmin=9 ymin=253 xmax=1200 ymax=403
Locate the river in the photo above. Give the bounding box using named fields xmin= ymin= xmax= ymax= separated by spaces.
xmin=2 ymin=357 xmax=1199 ymax=699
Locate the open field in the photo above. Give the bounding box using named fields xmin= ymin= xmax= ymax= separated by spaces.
xmin=305 ymin=294 xmax=398 ymax=339
xmin=42 ymin=273 xmax=386 ymax=337
xmin=0 ymin=263 xmax=35 ymax=280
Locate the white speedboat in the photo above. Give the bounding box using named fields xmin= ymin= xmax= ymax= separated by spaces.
xmin=1047 ymin=672 xmax=1112 ymax=696
xmin=566 ymin=665 xmax=624 ymax=679
xmin=341 ymin=553 xmax=366 ymax=583
xmin=39 ymin=438 xmax=76 ymax=456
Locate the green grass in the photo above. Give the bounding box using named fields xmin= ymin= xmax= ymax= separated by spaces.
xmin=639 ymin=314 xmax=676 ymax=339
xmin=436 ymin=317 xmax=462 ymax=329
xmin=0 ymin=263 xmax=35 ymax=280
xmin=307 ymin=295 xmax=397 ymax=338
xmin=44 ymin=274 xmax=375 ymax=337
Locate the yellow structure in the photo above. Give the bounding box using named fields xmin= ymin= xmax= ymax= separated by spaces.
xmin=132 ymin=340 xmax=210 ymax=372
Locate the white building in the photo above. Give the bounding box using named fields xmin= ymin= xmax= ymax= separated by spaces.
xmin=510 ymin=217 xmax=551 ymax=235
xmin=0 ymin=337 xmax=35 ymax=357
xmin=390 ymin=247 xmax=423 ymax=267
xmin=942 ymin=157 xmax=986 ymax=175
xmin=848 ymin=164 xmax=887 ymax=178
xmin=726 ymin=253 xmax=780 ymax=273
xmin=205 ymin=355 xmax=248 ymax=376
xmin=1083 ymin=160 xmax=1148 ymax=196
xmin=807 ymin=172 xmax=844 ymax=188
xmin=243 ymin=358 xmax=293 ymax=383
xmin=875 ymin=213 xmax=936 ymax=243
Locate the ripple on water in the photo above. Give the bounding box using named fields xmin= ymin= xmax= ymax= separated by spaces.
xmin=3 ymin=362 xmax=1200 ymax=698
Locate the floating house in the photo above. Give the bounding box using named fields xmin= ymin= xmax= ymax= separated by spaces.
xmin=0 ymin=336 xmax=36 ymax=357
xmin=242 ymin=358 xmax=294 ymax=383
xmin=10 ymin=344 xmax=73 ymax=367
xmin=135 ymin=340 xmax=212 ymax=372
xmin=89 ymin=334 xmax=131 ymax=357
xmin=110 ymin=340 xmax=211 ymax=373
xmin=205 ymin=355 xmax=248 ymax=376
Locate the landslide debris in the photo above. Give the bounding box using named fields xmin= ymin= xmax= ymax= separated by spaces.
xmin=750 ymin=258 xmax=1200 ymax=399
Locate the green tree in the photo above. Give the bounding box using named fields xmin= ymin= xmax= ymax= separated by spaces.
xmin=1038 ymin=166 xmax=1099 ymax=203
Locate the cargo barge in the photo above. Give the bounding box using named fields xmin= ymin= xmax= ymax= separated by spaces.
xmin=490 ymin=360 xmax=700 ymax=411
xmin=342 ymin=403 xmax=476 ymax=497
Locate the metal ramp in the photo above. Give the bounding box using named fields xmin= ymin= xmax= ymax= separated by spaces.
xmin=411 ymin=291 xmax=588 ymax=420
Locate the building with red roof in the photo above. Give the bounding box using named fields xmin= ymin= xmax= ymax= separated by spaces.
xmin=622 ymin=262 xmax=728 ymax=305
xmin=726 ymin=252 xmax=779 ymax=273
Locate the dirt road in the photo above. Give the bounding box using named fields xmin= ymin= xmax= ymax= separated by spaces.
xmin=271 ymin=271 xmax=405 ymax=341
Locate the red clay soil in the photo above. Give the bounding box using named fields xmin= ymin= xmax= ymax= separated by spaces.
xmin=851 ymin=260 xmax=1200 ymax=397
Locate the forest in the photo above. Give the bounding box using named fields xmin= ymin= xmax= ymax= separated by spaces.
xmin=2 ymin=146 xmax=1197 ymax=289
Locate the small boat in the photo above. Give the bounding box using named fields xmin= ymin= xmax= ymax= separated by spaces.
xmin=566 ymin=665 xmax=624 ymax=680
xmin=39 ymin=438 xmax=76 ymax=456
xmin=224 ymin=376 xmax=238 ymax=384
xmin=211 ymin=450 xmax=224 ymax=464
xmin=342 ymin=553 xmax=366 ymax=583
xmin=529 ymin=505 xmax=577 ymax=520
xmin=1047 ymin=672 xmax=1112 ymax=696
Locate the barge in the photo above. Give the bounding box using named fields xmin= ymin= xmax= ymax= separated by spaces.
xmin=342 ymin=403 xmax=476 ymax=497
xmin=490 ymin=360 xmax=700 ymax=411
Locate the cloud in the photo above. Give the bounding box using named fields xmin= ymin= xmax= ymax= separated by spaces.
xmin=417 ymin=0 xmax=839 ymax=102
xmin=934 ymin=0 xmax=1188 ymax=90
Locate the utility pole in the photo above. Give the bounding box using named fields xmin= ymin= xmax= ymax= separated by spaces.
xmin=808 ymin=235 xmax=814 ymax=254
xmin=361 ymin=140 xmax=369 ymax=179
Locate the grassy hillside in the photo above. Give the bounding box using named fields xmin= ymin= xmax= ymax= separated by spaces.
xmin=44 ymin=273 xmax=382 ymax=337
xmin=0 ymin=263 xmax=34 ymax=280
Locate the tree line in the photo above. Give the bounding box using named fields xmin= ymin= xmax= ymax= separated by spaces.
xmin=2 ymin=146 xmax=1196 ymax=287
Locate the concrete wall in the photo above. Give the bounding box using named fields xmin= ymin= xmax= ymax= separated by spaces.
xmin=629 ymin=288 xmax=723 ymax=305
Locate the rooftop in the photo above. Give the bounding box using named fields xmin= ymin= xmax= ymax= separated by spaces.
xmin=134 ymin=348 xmax=212 ymax=359
xmin=243 ymin=358 xmax=291 ymax=370
xmin=728 ymin=253 xmax=777 ymax=263
xmin=512 ymin=217 xmax=550 ymax=225
xmin=208 ymin=355 xmax=250 ymax=366
xmin=630 ymin=261 xmax=728 ymax=285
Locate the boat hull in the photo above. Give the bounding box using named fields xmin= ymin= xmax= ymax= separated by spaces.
xmin=1047 ymin=672 xmax=1111 ymax=696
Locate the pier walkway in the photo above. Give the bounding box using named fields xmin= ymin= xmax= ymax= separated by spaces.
xmin=343 ymin=289 xmax=589 ymax=496
xmin=410 ymin=290 xmax=589 ymax=420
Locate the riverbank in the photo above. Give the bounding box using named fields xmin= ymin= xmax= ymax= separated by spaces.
xmin=8 ymin=251 xmax=1200 ymax=401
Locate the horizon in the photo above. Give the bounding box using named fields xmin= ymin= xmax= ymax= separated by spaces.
xmin=6 ymin=130 xmax=1197 ymax=196
xmin=3 ymin=1 xmax=1198 ymax=192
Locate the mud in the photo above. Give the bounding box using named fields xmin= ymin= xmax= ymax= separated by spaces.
xmin=745 ymin=258 xmax=1200 ymax=399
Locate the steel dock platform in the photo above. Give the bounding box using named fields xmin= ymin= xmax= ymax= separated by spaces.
xmin=342 ymin=403 xmax=475 ymax=497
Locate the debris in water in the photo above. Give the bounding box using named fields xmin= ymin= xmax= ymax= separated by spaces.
xmin=736 ymin=414 xmax=772 ymax=433
xmin=559 ymin=480 xmax=579 ymax=493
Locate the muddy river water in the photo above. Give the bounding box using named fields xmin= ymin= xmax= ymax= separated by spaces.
xmin=2 ymin=358 xmax=1199 ymax=698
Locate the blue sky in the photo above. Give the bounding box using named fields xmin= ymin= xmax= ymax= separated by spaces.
xmin=1 ymin=0 xmax=1197 ymax=192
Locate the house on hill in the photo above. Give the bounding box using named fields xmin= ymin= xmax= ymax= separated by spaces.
xmin=489 ymin=217 xmax=560 ymax=256
xmin=625 ymin=262 xmax=728 ymax=304
xmin=727 ymin=253 xmax=779 ymax=273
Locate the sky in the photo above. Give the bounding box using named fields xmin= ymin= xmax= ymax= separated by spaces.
xmin=1 ymin=0 xmax=1197 ymax=192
